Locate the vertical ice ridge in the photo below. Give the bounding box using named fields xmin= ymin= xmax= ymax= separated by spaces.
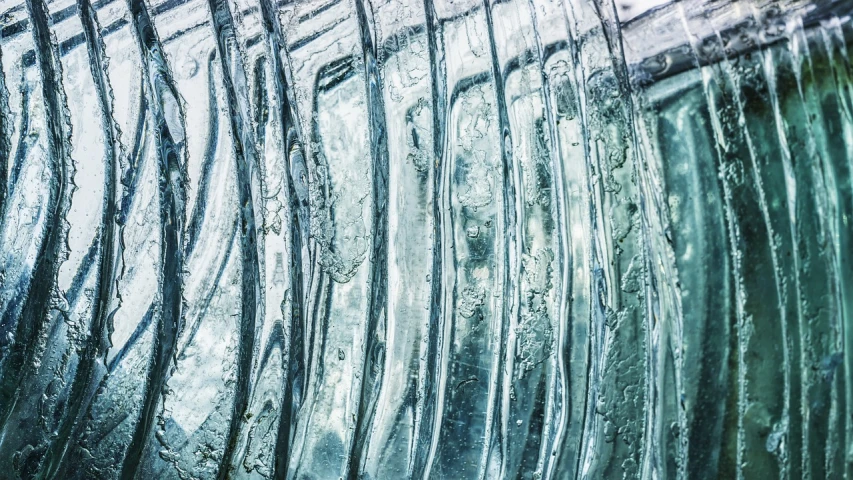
xmin=708 ymin=63 xmax=750 ymax=480
xmin=185 ymin=51 xmax=219 ymax=256
xmin=790 ymin=20 xmax=849 ymax=479
xmin=349 ymin=0 xmax=391 ymax=476
xmin=677 ymin=10 xmax=758 ymax=479
xmin=811 ymin=34 xmax=845 ymax=478
xmin=205 ymin=0 xmax=265 ymax=476
xmin=100 ymin=79 xmax=154 ymax=383
xmin=745 ymin=18 xmax=830 ymax=479
xmin=632 ymin=97 xmax=689 ymax=478
xmin=119 ymin=0 xmax=188 ymax=475
xmin=0 ymin=49 xmax=9 ymax=228
xmin=716 ymin=30 xmax=792 ymax=480
xmin=668 ymin=10 xmax=733 ymax=480
xmin=786 ymin=29 xmax=823 ymax=480
xmin=634 ymin=77 xmax=687 ymax=480
xmin=413 ymin=0 xmax=451 ymax=476
xmin=255 ymin=0 xmax=311 ymax=475
xmin=818 ymin=20 xmax=853 ymax=480
xmin=285 ymin=58 xmax=340 ymax=477
xmin=525 ymin=1 xmax=573 ymax=477
xmin=481 ymin=0 xmax=521 ymax=476
xmin=604 ymin=1 xmax=690 ymax=477
xmin=39 ymin=0 xmax=125 ymax=475
xmin=117 ymin=81 xmax=148 ymax=229
xmin=573 ymin=1 xmax=617 ymax=476
xmin=551 ymin=2 xmax=595 ymax=478
xmin=760 ymin=36 xmax=808 ymax=479
xmin=0 ymin=0 xmax=76 ymax=432
xmin=592 ymin=1 xmax=665 ymax=479
xmin=105 ymin=86 xmax=177 ymax=379
xmin=287 ymin=50 xmax=364 ymax=477
xmin=812 ymin=22 xmax=853 ymax=477
xmin=570 ymin=0 xmax=649 ymax=477
xmin=3 ymin=84 xmax=31 ymax=208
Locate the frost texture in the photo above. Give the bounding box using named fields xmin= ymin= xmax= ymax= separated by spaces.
xmin=0 ymin=0 xmax=851 ymax=478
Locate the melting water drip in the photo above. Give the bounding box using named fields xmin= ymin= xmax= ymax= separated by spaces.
xmin=0 ymin=0 xmax=851 ymax=478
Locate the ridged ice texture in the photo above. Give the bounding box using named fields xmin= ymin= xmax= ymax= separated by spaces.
xmin=0 ymin=0 xmax=851 ymax=478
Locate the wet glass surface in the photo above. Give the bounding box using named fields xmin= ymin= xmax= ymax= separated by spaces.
xmin=0 ymin=0 xmax=851 ymax=478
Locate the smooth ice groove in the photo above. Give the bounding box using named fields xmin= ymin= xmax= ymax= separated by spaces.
xmin=0 ymin=0 xmax=851 ymax=478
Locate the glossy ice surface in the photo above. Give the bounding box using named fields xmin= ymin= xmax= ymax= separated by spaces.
xmin=0 ymin=0 xmax=851 ymax=478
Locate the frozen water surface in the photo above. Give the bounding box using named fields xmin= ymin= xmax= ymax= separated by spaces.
xmin=0 ymin=0 xmax=851 ymax=478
